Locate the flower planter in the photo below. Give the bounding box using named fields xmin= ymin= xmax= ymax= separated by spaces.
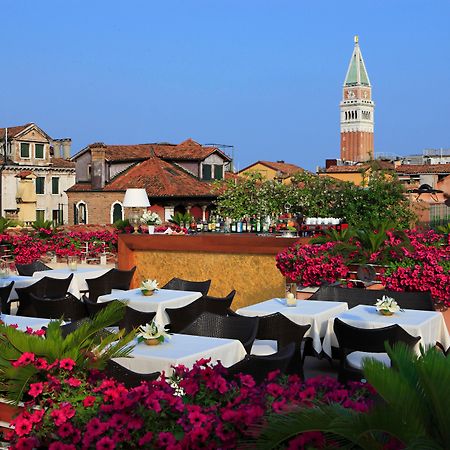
xmin=0 ymin=399 xmax=22 ymax=432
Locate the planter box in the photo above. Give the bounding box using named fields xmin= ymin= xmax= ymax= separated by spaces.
xmin=0 ymin=398 xmax=22 ymax=433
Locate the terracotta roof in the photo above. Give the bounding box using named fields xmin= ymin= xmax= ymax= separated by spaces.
xmin=259 ymin=160 xmax=304 ymax=175
xmin=325 ymin=161 xmax=395 ymax=173
xmin=15 ymin=170 xmax=33 ymax=178
xmin=0 ymin=123 xmax=33 ymax=139
xmin=67 ymin=182 xmax=93 ymax=192
xmin=395 ymin=163 xmax=450 ymax=174
xmin=101 ymin=144 xmax=153 ymax=161
xmin=51 ymin=158 xmax=76 ymax=168
xmin=105 ymin=157 xmax=217 ymax=198
xmin=153 ymin=139 xmax=230 ymax=161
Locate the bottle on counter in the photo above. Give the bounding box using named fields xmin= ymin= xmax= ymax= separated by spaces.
xmin=231 ymin=219 xmax=237 ymax=233
xmin=256 ymin=215 xmax=262 ymax=233
xmin=196 ymin=221 xmax=203 ymax=233
xmin=216 ymin=216 xmax=221 ymax=232
xmin=203 ymin=220 xmax=208 ymax=232
xmin=236 ymin=218 xmax=243 ymax=233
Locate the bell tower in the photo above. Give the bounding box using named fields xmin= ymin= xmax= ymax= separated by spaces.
xmin=340 ymin=36 xmax=374 ymax=162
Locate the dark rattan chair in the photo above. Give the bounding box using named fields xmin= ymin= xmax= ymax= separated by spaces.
xmin=104 ymin=360 xmax=160 ymax=388
xmin=333 ymin=318 xmax=421 ymax=383
xmin=16 ymin=277 xmax=50 ymax=317
xmin=227 ymin=343 xmax=296 ymax=384
xmin=59 ymin=317 xmax=113 ymax=339
xmin=203 ymin=290 xmax=236 ymax=315
xmin=162 ymin=277 xmax=211 ymax=296
xmin=84 ymin=269 xmax=114 ymax=303
xmin=16 ymin=260 xmax=52 ymax=276
xmin=180 ymin=312 xmax=259 ymax=353
xmin=253 ymin=313 xmax=311 ymax=378
xmin=109 ymin=267 xmax=136 ymax=290
xmin=165 ymin=298 xmax=206 ymax=333
xmin=119 ymin=307 xmax=156 ymax=333
xmin=0 ymin=281 xmax=14 ymax=315
xmin=44 ymin=274 xmax=74 ymax=298
xmin=30 ymin=293 xmax=88 ymax=321
xmin=310 ymin=286 xmax=434 ymax=311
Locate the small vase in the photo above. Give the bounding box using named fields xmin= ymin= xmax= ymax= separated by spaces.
xmin=144 ymin=338 xmax=160 ymax=346
xmin=148 ymin=225 xmax=155 ymax=234
xmin=141 ymin=289 xmax=155 ymax=296
xmin=379 ymin=309 xmax=394 ymax=316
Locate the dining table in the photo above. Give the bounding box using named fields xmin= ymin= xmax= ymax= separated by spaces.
xmin=0 ymin=313 xmax=53 ymax=331
xmin=112 ymin=333 xmax=247 ymax=375
xmin=32 ymin=267 xmax=110 ymax=299
xmin=322 ymin=304 xmax=450 ymax=357
xmin=236 ymin=299 xmax=349 ymax=354
xmin=0 ymin=274 xmax=37 ymax=301
xmin=97 ymin=288 xmax=202 ymax=327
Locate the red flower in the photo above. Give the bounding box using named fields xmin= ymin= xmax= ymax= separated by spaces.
xmin=12 ymin=352 xmax=35 ymax=368
xmin=13 ymin=416 xmax=32 ymax=436
xmin=59 ymin=358 xmax=76 ymax=371
xmin=65 ymin=377 xmax=81 ymax=387
xmin=28 ymin=382 xmax=44 ymax=398
xmin=96 ymin=436 xmax=115 ymax=450
xmin=83 ymin=395 xmax=96 ymax=407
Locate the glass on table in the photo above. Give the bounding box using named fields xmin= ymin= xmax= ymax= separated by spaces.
xmin=285 ymin=281 xmax=297 ymax=306
xmin=67 ymin=255 xmax=78 ymax=271
xmin=0 ymin=260 xmax=10 ymax=279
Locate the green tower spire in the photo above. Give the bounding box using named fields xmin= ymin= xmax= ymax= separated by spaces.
xmin=344 ymin=35 xmax=371 ymax=87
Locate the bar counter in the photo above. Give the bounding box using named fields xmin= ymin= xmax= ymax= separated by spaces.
xmin=118 ymin=234 xmax=309 ymax=309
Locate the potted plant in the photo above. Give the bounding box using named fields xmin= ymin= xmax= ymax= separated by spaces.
xmin=137 ymin=320 xmax=170 ymax=345
xmin=141 ymin=211 xmax=162 ymax=234
xmin=140 ymin=279 xmax=159 ymax=296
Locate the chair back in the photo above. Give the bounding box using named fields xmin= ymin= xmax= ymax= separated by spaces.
xmin=60 ymin=317 xmax=113 ymax=340
xmin=110 ymin=266 xmax=136 ymax=290
xmin=104 ymin=360 xmax=160 ymax=388
xmin=162 ymin=277 xmax=211 ymax=296
xmin=43 ymin=274 xmax=74 ymax=299
xmin=203 ymin=290 xmax=236 ymax=315
xmin=180 ymin=312 xmax=259 ymax=353
xmin=16 ymin=278 xmax=49 ymax=316
xmin=16 ymin=260 xmax=51 ymax=276
xmin=311 ymin=286 xmax=434 ymax=311
xmin=119 ymin=307 xmax=156 ymax=333
xmin=83 ymin=297 xmax=119 ymax=320
xmin=256 ymin=312 xmax=311 ymax=375
xmin=166 ymin=298 xmax=206 ymax=333
xmin=85 ymin=269 xmax=114 ymax=303
xmin=31 ymin=294 xmax=88 ymax=321
xmin=0 ymin=281 xmax=14 ymax=315
xmin=333 ymin=318 xmax=420 ymax=354
xmin=227 ymin=343 xmax=296 ymax=383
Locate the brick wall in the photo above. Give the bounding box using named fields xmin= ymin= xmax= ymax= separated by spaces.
xmin=67 ymin=191 xmax=125 ymax=225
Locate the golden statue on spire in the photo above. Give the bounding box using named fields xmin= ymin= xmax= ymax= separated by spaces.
xmin=354 ymin=35 xmax=359 ymax=44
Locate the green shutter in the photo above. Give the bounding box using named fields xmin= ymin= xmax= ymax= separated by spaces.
xmin=52 ymin=177 xmax=59 ymax=194
xmin=214 ymin=165 xmax=223 ymax=180
xmin=36 ymin=177 xmax=45 ymax=194
xmin=36 ymin=210 xmax=45 ymax=221
xmin=203 ymin=164 xmax=212 ymax=180
xmin=35 ymin=144 xmax=44 ymax=158
xmin=20 ymin=143 xmax=30 ymax=158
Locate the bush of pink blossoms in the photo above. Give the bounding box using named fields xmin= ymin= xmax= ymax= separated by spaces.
xmin=3 ymin=356 xmax=373 ymax=450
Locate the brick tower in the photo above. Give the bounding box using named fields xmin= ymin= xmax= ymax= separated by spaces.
xmin=340 ymin=36 xmax=374 ymax=162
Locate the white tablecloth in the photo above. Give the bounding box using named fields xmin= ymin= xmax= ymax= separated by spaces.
xmin=236 ymin=299 xmax=348 ymax=354
xmin=33 ymin=267 xmax=110 ymax=299
xmin=322 ymin=305 xmax=450 ymax=357
xmin=0 ymin=275 xmax=36 ymax=301
xmin=113 ymin=333 xmax=247 ymax=374
xmin=98 ymin=288 xmax=202 ymax=326
xmin=0 ymin=314 xmax=52 ymax=331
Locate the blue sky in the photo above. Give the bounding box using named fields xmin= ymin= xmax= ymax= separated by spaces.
xmin=1 ymin=0 xmax=449 ymax=170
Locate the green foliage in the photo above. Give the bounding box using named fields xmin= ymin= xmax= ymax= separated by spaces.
xmin=113 ymin=218 xmax=132 ymax=232
xmin=215 ymin=169 xmax=416 ymax=228
xmin=0 ymin=217 xmax=13 ymax=233
xmin=170 ymin=212 xmax=193 ymax=225
xmin=0 ymin=301 xmax=136 ymax=403
xmin=31 ymin=219 xmax=54 ymax=231
xmin=252 ymin=344 xmax=450 ymax=450
xmin=437 ymin=223 xmax=450 ymax=234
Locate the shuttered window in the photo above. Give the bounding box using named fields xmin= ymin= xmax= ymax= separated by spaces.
xmin=202 ymin=164 xmax=212 ymax=180
xmin=52 ymin=177 xmax=59 ymax=194
xmin=35 ymin=144 xmax=44 ymax=159
xmin=36 ymin=177 xmax=45 ymax=194
xmin=20 ymin=143 xmax=30 ymax=158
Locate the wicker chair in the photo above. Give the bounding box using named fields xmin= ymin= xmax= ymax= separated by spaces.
xmin=162 ymin=277 xmax=211 ymax=296
xmin=16 ymin=260 xmax=52 ymax=276
xmin=252 ymin=313 xmax=311 ymax=378
xmin=104 ymin=360 xmax=160 ymax=388
xmin=30 ymin=293 xmax=88 ymax=321
xmin=109 ymin=267 xmax=136 ymax=290
xmin=84 ymin=269 xmax=114 ymax=303
xmin=310 ymin=286 xmax=434 ymax=311
xmin=119 ymin=307 xmax=156 ymax=333
xmin=16 ymin=277 xmax=50 ymax=317
xmin=180 ymin=312 xmax=259 ymax=353
xmin=0 ymin=281 xmax=14 ymax=315
xmin=165 ymin=298 xmax=207 ymax=333
xmin=59 ymin=317 xmax=113 ymax=339
xmin=334 ymin=318 xmax=421 ymax=383
xmin=203 ymin=290 xmax=236 ymax=315
xmin=227 ymin=343 xmax=296 ymax=383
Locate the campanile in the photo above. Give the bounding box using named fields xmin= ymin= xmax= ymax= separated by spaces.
xmin=340 ymin=36 xmax=374 ymax=162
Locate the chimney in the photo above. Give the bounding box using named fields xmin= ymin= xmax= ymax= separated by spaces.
xmin=62 ymin=138 xmax=72 ymax=159
xmin=52 ymin=139 xmax=63 ymax=158
xmin=325 ymin=159 xmax=338 ymax=169
xmin=90 ymin=142 xmax=107 ymax=190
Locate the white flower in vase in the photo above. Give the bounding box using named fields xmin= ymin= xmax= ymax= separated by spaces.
xmin=375 ymin=295 xmax=402 ymax=315
xmin=137 ymin=320 xmax=170 ymax=345
xmin=140 ymin=279 xmax=159 ymax=296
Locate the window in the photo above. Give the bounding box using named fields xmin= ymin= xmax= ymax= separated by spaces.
xmin=36 ymin=177 xmax=45 ymax=194
xmin=87 ymin=165 xmax=92 ymax=178
xmin=111 ymin=202 xmax=123 ymax=223
xmin=20 ymin=143 xmax=30 ymax=158
xmin=36 ymin=210 xmax=45 ymax=222
xmin=52 ymin=209 xmax=62 ymax=226
xmin=35 ymin=144 xmax=44 ymax=159
xmin=75 ymin=201 xmax=88 ymax=225
xmin=214 ymin=165 xmax=223 ymax=180
xmin=51 ymin=177 xmax=59 ymax=194
xmin=202 ymin=164 xmax=212 ymax=180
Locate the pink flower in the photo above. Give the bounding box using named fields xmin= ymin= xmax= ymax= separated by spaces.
xmin=58 ymin=422 xmax=75 ymax=438
xmin=138 ymin=432 xmax=154 ymax=446
xmin=28 ymin=382 xmax=44 ymax=398
xmin=33 ymin=357 xmax=48 ymax=370
xmin=83 ymin=395 xmax=96 ymax=407
xmin=13 ymin=416 xmax=32 ymax=436
xmin=65 ymin=377 xmax=81 ymax=387
xmin=12 ymin=352 xmax=35 ymax=368
xmin=96 ymin=436 xmax=115 ymax=450
xmin=156 ymin=432 xmax=177 ymax=447
xmin=59 ymin=358 xmax=76 ymax=371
